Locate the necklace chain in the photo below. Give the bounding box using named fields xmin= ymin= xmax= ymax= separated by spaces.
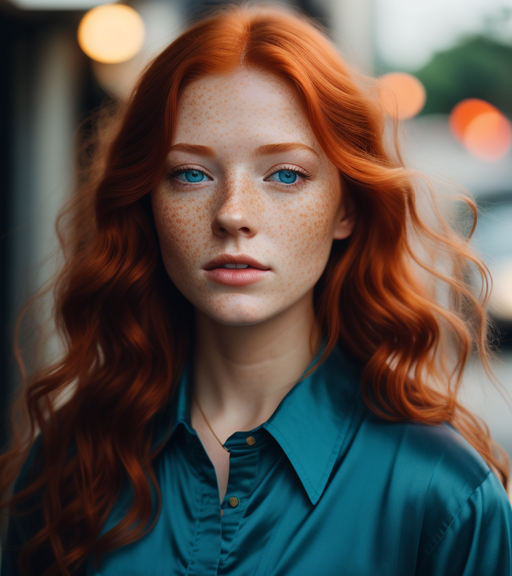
xmin=192 ymin=390 xmax=230 ymax=453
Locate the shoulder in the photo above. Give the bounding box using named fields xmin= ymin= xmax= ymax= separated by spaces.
xmin=405 ymin=422 xmax=511 ymax=569
xmin=361 ymin=405 xmax=493 ymax=491
xmin=413 ymin=423 xmax=512 ymax=574
xmin=372 ymin=412 xmax=504 ymax=507
xmin=367 ymin=414 xmax=512 ymax=572
xmin=335 ymin=347 xmax=493 ymax=491
xmin=404 ymin=419 xmax=492 ymax=488
xmin=359 ymin=411 xmax=512 ymax=573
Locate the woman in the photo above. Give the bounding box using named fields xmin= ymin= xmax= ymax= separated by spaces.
xmin=1 ymin=3 xmax=511 ymax=575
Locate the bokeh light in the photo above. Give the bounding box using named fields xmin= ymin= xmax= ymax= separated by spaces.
xmin=449 ymin=98 xmax=498 ymax=143
xmin=464 ymin=112 xmax=512 ymax=161
xmin=77 ymin=4 xmax=145 ymax=64
xmin=449 ymin=98 xmax=512 ymax=161
xmin=378 ymin=72 xmax=426 ymax=120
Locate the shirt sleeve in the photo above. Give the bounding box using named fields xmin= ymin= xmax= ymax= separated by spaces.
xmin=416 ymin=471 xmax=512 ymax=576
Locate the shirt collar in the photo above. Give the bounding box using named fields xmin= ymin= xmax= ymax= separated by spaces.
xmin=151 ymin=341 xmax=363 ymax=506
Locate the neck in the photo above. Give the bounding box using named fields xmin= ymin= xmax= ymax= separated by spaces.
xmin=191 ymin=290 xmax=322 ymax=436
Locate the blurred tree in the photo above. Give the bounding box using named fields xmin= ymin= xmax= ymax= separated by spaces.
xmin=414 ymin=35 xmax=512 ymax=116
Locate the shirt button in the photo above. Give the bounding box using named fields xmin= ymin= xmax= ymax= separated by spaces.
xmin=246 ymin=436 xmax=256 ymax=445
xmin=220 ymin=509 xmax=224 ymax=517
xmin=229 ymin=496 xmax=239 ymax=508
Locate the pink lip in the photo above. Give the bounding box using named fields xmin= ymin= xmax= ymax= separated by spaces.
xmin=204 ymin=267 xmax=270 ymax=286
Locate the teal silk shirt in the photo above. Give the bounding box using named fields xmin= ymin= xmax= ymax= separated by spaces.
xmin=3 ymin=343 xmax=512 ymax=575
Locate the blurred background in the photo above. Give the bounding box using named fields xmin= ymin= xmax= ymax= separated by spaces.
xmin=0 ymin=0 xmax=511 ymax=491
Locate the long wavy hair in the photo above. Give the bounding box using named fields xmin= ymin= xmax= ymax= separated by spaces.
xmin=1 ymin=3 xmax=510 ymax=575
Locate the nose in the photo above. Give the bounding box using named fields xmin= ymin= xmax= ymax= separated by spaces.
xmin=211 ymin=172 xmax=260 ymax=238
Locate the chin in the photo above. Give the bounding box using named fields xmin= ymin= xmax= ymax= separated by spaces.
xmin=205 ymin=309 xmax=270 ymax=327
xmin=196 ymin=298 xmax=278 ymax=327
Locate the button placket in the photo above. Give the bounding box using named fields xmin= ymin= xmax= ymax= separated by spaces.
xmin=185 ymin=434 xmax=224 ymax=576
xmin=218 ymin=431 xmax=262 ymax=557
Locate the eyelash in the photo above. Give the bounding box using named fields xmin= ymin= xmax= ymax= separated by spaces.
xmin=167 ymin=164 xmax=311 ymax=190
xmin=266 ymin=165 xmax=311 ymax=189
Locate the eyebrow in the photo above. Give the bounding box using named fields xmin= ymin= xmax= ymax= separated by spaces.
xmin=255 ymin=143 xmax=319 ymax=157
xmin=167 ymin=143 xmax=216 ymax=156
xmin=167 ymin=142 xmax=319 ymax=157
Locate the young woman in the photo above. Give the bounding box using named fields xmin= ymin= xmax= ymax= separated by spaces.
xmin=1 ymin=3 xmax=511 ymax=575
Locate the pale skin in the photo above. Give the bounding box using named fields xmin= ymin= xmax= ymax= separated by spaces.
xmin=151 ymin=68 xmax=354 ymax=505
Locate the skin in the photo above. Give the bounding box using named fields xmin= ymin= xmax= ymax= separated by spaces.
xmin=151 ymin=68 xmax=354 ymax=502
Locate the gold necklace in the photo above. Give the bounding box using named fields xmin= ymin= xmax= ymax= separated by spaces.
xmin=192 ymin=390 xmax=230 ymax=453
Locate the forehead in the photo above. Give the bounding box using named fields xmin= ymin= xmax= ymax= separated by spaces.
xmin=173 ymin=68 xmax=318 ymax=149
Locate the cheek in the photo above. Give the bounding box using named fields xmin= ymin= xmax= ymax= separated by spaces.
xmin=152 ymin=193 xmax=209 ymax=272
xmin=276 ymin=183 xmax=340 ymax=282
xmin=297 ymin=180 xmax=340 ymax=245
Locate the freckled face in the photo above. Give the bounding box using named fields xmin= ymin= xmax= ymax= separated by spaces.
xmin=151 ymin=68 xmax=352 ymax=325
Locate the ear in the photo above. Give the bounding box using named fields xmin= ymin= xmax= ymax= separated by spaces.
xmin=333 ymin=197 xmax=355 ymax=241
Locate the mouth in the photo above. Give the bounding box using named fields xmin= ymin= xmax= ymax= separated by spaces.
xmin=214 ymin=263 xmax=257 ymax=270
xmin=203 ymin=257 xmax=271 ymax=286
xmin=203 ymin=254 xmax=270 ymax=271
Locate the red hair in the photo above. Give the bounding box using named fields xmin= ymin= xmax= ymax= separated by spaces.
xmin=1 ymin=3 xmax=509 ymax=575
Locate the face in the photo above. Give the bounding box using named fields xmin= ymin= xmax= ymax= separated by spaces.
xmin=151 ymin=68 xmax=353 ymax=326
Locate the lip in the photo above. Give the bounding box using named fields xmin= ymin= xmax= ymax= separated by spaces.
xmin=203 ymin=253 xmax=270 ymax=271
xmin=204 ymin=267 xmax=270 ymax=286
xmin=203 ymin=253 xmax=271 ymax=287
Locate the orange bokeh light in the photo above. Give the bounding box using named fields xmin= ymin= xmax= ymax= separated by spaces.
xmin=78 ymin=4 xmax=145 ymax=64
xmin=449 ymin=98 xmax=511 ymax=161
xmin=378 ymin=72 xmax=426 ymax=120
xmin=448 ymin=98 xmax=498 ymax=142
xmin=463 ymin=111 xmax=512 ymax=161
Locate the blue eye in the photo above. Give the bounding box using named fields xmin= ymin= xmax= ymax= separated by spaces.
xmin=266 ymin=169 xmax=304 ymax=185
xmin=172 ymin=169 xmax=211 ymax=183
